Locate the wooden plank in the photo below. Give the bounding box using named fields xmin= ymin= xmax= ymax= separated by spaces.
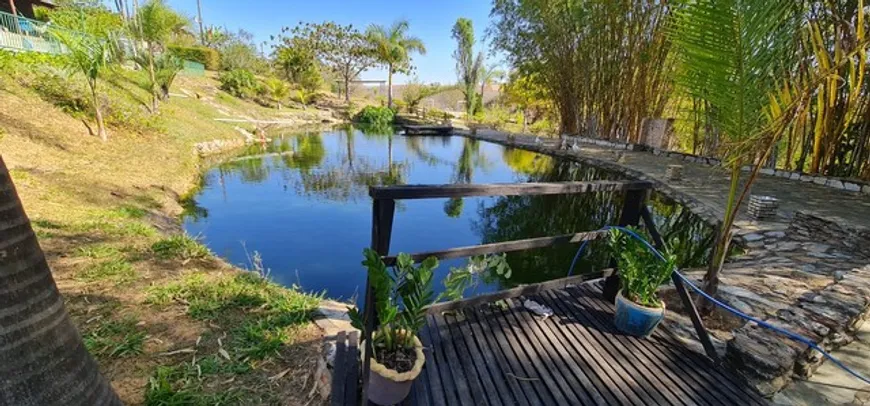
xmin=552 ymin=287 xmax=670 ymax=405
xmin=521 ymin=293 xmax=625 ymax=406
xmin=415 ymin=324 xmax=443 ymax=406
xmin=444 ymin=312 xmax=505 ymax=406
xmin=511 ymin=295 xmax=614 ymax=405
xmin=383 ymin=231 xmax=608 ymax=266
xmin=536 ymin=290 xmax=650 ymax=406
xmin=344 ymin=331 xmax=360 ymax=406
xmin=369 ymin=180 xmax=654 ymax=200
xmin=420 ymin=317 xmax=456 ymax=406
xmin=427 ymin=314 xmax=474 ymax=404
xmin=564 ymin=286 xmax=700 ymax=406
xmin=436 ymin=313 xmax=491 ymax=406
xmin=331 ymin=331 xmax=347 ymax=406
xmin=466 ymin=306 xmax=550 ymax=406
xmin=426 ymin=273 xmax=603 ymax=314
xmin=569 ymin=285 xmax=725 ymax=406
xmin=483 ymin=301 xmax=566 ymax=405
xmin=500 ymin=298 xmax=597 ymax=404
xmin=643 ymin=333 xmax=767 ymax=406
xmin=458 ymin=307 xmax=528 ymax=406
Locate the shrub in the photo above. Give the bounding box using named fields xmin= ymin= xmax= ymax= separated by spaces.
xmin=354 ymin=105 xmax=395 ymax=126
xmin=218 ymin=69 xmax=258 ymax=98
xmin=168 ymin=45 xmax=220 ymax=70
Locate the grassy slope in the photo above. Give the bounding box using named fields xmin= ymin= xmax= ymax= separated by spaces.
xmin=0 ymin=66 xmax=327 ymax=405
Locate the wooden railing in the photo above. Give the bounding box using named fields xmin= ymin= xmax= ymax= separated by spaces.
xmin=360 ymin=179 xmax=719 ymax=400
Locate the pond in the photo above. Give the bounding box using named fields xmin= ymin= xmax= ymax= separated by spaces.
xmin=184 ymin=126 xmax=715 ymax=301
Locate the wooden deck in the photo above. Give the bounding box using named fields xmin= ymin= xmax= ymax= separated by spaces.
xmin=332 ymin=281 xmax=766 ymax=405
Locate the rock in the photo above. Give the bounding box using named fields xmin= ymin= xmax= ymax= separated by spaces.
xmin=765 ymin=231 xmax=787 ymax=239
xmin=801 ymin=175 xmax=814 ymax=182
xmin=744 ymin=233 xmax=765 ymax=242
xmin=790 ymin=172 xmax=802 ymax=180
xmin=761 ymin=168 xmax=775 ymax=176
xmin=854 ymin=386 xmax=870 ymax=405
xmin=805 ymin=243 xmax=831 ymax=253
xmin=813 ymin=177 xmax=828 ymax=185
xmin=726 ymin=326 xmax=800 ymax=395
xmin=844 ymin=182 xmax=861 ymax=192
xmin=826 ymin=179 xmax=846 ymax=189
xmin=863 ymin=185 xmax=870 ymax=195
xmin=834 ymin=271 xmax=847 ymax=281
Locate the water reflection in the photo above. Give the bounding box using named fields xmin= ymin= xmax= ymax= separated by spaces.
xmin=186 ymin=128 xmax=715 ymax=300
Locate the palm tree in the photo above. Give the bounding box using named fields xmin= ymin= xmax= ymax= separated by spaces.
xmin=671 ymin=0 xmax=801 ymax=312
xmin=365 ymin=20 xmax=426 ymax=108
xmin=133 ymin=0 xmax=188 ymax=112
xmin=53 ymin=30 xmax=114 ymax=142
xmin=0 ymin=156 xmax=122 ymax=405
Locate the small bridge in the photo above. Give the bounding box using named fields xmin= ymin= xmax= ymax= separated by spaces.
xmin=331 ymin=181 xmax=766 ymax=405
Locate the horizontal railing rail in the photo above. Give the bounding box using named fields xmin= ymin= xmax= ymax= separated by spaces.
xmin=369 ymin=179 xmax=653 ymax=200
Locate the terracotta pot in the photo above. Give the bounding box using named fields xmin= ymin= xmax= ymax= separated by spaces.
xmin=614 ymin=290 xmax=665 ymax=337
xmin=361 ymin=332 xmax=425 ymax=405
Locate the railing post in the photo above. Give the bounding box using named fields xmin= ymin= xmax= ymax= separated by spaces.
xmin=603 ymin=188 xmax=647 ymax=302
xmin=361 ymin=198 xmax=395 ymax=404
xmin=640 ymin=207 xmax=720 ymax=363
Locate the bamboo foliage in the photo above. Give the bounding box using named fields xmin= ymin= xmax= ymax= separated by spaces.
xmin=490 ymin=0 xmax=673 ymax=140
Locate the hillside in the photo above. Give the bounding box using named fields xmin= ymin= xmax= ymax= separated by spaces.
xmin=0 ymin=56 xmax=335 ymax=405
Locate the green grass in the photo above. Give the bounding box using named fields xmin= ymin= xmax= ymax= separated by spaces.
xmin=147 ymin=272 xmax=321 ymax=367
xmin=77 ymin=257 xmax=136 ymax=283
xmin=151 ymin=235 xmax=211 ymax=261
xmin=144 ymin=366 xmax=245 ymax=406
xmin=75 ymin=244 xmax=124 ymax=259
xmin=83 ymin=317 xmax=146 ymax=359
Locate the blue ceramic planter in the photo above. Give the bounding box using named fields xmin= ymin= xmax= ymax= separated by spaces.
xmin=614 ymin=290 xmax=665 ymax=337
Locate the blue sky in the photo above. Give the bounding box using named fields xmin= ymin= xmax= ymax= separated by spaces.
xmin=163 ymin=0 xmax=503 ymax=85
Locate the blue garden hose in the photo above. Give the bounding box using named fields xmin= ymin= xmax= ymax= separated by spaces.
xmin=567 ymin=225 xmax=870 ymax=386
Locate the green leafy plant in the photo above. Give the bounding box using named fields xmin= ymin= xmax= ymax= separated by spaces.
xmin=608 ymin=227 xmax=676 ymax=308
xmin=348 ymin=249 xmax=437 ymax=354
xmin=167 ymin=45 xmax=220 ymax=70
xmin=354 ymin=105 xmax=395 ymax=126
xmin=438 ymin=254 xmax=512 ymax=302
xmin=218 ymin=69 xmax=258 ymax=98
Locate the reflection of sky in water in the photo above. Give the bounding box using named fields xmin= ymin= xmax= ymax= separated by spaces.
xmin=184 ymin=127 xmax=713 ymax=302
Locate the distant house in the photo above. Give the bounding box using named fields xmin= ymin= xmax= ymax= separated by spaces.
xmin=1 ymin=0 xmax=56 ymax=19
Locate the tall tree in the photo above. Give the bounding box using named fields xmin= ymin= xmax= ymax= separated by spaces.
xmin=0 ymin=157 xmax=122 ymax=405
xmin=279 ymin=22 xmax=376 ymax=102
xmin=452 ymin=18 xmax=483 ymax=117
xmin=365 ymin=20 xmax=426 ymax=108
xmin=671 ymin=0 xmax=802 ymax=312
xmin=53 ymin=29 xmax=114 ymax=141
xmin=134 ymin=0 xmax=188 ymax=112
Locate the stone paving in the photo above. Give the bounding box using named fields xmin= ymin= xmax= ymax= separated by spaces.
xmin=465 ymin=129 xmax=870 ymax=401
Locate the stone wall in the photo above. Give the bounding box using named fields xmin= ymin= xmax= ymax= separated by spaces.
xmin=789 ymin=211 xmax=870 ymax=259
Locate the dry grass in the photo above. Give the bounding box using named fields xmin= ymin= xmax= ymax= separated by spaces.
xmin=0 ymin=65 xmax=329 ymax=405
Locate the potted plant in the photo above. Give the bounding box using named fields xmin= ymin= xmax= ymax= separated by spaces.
xmin=348 ymin=249 xmax=439 ymax=405
xmin=608 ymin=227 xmax=676 ymax=337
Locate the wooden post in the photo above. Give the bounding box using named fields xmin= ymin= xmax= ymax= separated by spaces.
xmin=603 ymin=189 xmax=647 ymax=302
xmin=640 ymin=207 xmax=720 ymax=363
xmin=361 ymin=198 xmax=395 ymax=403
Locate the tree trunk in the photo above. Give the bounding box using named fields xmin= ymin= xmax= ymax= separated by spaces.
xmin=697 ymin=163 xmax=741 ymax=315
xmin=91 ymin=82 xmax=107 ymax=142
xmin=387 ymin=64 xmax=393 ymax=108
xmin=344 ymin=77 xmax=350 ymax=103
xmin=0 ymin=156 xmax=121 ymax=405
xmin=147 ymin=45 xmax=158 ymax=113
xmin=8 ymin=0 xmax=16 ymax=16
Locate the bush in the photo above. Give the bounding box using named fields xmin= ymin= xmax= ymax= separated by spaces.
xmin=218 ymin=69 xmax=258 ymax=98
xmin=354 ymin=106 xmax=395 ymax=126
xmin=168 ymin=45 xmax=220 ymax=70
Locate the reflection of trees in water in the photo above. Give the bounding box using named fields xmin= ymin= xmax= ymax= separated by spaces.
xmin=443 ymin=138 xmax=491 ymax=217
xmin=473 ymin=161 xmax=715 ymax=288
xmin=473 ymin=162 xmax=622 ymax=286
xmin=502 ymin=147 xmax=554 ymax=175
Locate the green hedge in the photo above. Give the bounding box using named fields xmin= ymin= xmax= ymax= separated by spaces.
xmin=167 ymin=46 xmax=220 ymax=70
xmin=354 ymin=106 xmax=395 ymax=126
